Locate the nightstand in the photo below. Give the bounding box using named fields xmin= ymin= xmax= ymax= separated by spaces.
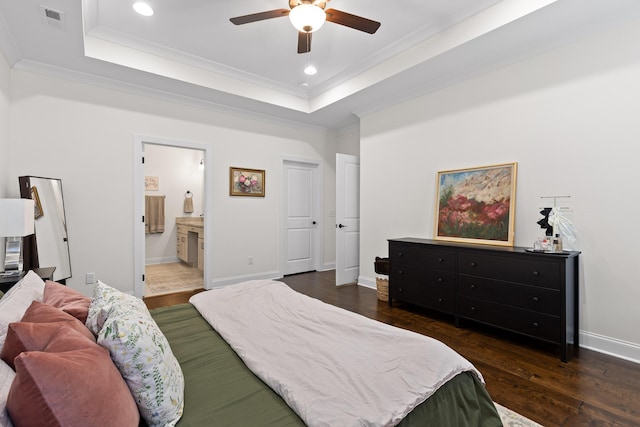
xmin=0 ymin=267 xmax=56 ymax=293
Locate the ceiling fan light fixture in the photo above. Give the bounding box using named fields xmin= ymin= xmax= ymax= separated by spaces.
xmin=289 ymin=4 xmax=326 ymax=33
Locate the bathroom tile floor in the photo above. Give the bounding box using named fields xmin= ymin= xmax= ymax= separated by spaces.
xmin=145 ymin=262 xmax=203 ymax=297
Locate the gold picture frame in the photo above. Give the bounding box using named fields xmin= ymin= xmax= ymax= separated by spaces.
xmin=229 ymin=167 xmax=265 ymax=197
xmin=434 ymin=162 xmax=517 ymax=246
xmin=31 ymin=186 xmax=44 ymax=219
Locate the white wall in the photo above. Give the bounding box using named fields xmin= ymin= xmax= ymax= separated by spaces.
xmin=0 ymin=51 xmax=10 ymax=197
xmin=337 ymin=125 xmax=360 ymax=156
xmin=0 ymin=52 xmax=10 ymax=264
xmin=143 ymin=144 xmax=204 ymax=264
xmin=359 ymin=18 xmax=640 ymax=362
xmin=7 ymin=69 xmax=337 ymax=295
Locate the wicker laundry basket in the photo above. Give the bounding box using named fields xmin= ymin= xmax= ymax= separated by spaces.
xmin=376 ymin=277 xmax=389 ymax=302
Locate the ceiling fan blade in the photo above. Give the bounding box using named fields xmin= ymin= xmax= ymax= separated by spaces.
xmin=230 ymin=9 xmax=290 ymax=25
xmin=297 ymin=31 xmax=312 ymax=54
xmin=325 ymin=9 xmax=381 ymax=34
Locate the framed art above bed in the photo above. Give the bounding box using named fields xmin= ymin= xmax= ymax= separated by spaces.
xmin=434 ymin=162 xmax=517 ymax=246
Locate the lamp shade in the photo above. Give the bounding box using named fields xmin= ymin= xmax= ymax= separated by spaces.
xmin=289 ymin=4 xmax=326 ymax=33
xmin=0 ymin=199 xmax=35 ymax=237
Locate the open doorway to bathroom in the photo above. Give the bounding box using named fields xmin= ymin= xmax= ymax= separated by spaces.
xmin=134 ymin=136 xmax=212 ymax=297
xmin=142 ymin=143 xmax=204 ymax=297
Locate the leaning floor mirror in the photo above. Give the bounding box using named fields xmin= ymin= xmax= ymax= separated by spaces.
xmin=19 ymin=176 xmax=72 ymax=282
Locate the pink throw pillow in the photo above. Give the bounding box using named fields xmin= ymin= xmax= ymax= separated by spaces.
xmin=43 ymin=280 xmax=91 ymax=324
xmin=6 ymin=324 xmax=139 ymax=427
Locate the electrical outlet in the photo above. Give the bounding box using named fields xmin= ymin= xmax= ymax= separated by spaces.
xmin=248 ymin=256 xmax=253 ymax=265
xmin=86 ymin=272 xmax=96 ymax=285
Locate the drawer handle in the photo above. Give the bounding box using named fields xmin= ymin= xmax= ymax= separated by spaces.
xmin=398 ymin=288 xmax=403 ymax=293
xmin=470 ymin=306 xmax=476 ymax=311
xmin=532 ymin=322 xmax=539 ymax=327
xmin=469 ymin=262 xmax=477 ymax=267
xmin=398 ymin=270 xmax=404 ymax=275
xmin=470 ymin=284 xmax=476 ymax=289
xmin=398 ymin=252 xmax=404 ymax=257
xmin=438 ymin=298 xmax=443 ymax=302
xmin=437 ymin=257 xmax=444 ymax=263
xmin=436 ymin=277 xmax=443 ymax=283
xmin=532 ymin=296 xmax=540 ymax=302
xmin=533 ymin=271 xmax=540 ymax=276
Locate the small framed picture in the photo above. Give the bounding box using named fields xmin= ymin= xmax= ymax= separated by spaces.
xmin=230 ymin=167 xmax=265 ymax=197
xmin=145 ymin=176 xmax=159 ymax=191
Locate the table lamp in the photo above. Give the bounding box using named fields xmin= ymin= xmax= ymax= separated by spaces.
xmin=0 ymin=199 xmax=35 ymax=274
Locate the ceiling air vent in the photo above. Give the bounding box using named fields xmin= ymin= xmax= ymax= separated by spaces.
xmin=39 ymin=5 xmax=66 ymax=29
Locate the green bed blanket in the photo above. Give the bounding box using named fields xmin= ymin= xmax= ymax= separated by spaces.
xmin=149 ymin=303 xmax=501 ymax=427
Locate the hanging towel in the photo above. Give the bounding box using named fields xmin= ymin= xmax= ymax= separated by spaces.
xmin=184 ymin=191 xmax=194 ymax=213
xmin=145 ymin=195 xmax=165 ymax=234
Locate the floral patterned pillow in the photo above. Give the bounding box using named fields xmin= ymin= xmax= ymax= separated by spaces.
xmin=86 ymin=281 xmax=184 ymax=427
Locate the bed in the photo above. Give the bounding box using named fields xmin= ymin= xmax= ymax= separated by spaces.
xmin=0 ymin=272 xmax=502 ymax=427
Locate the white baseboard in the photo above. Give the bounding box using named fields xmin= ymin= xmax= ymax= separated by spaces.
xmin=357 ymin=276 xmax=640 ymax=365
xmin=358 ymin=275 xmax=377 ymax=290
xmin=579 ymin=331 xmax=640 ymax=364
xmin=321 ymin=262 xmax=336 ymax=271
xmin=145 ymin=257 xmax=180 ymax=265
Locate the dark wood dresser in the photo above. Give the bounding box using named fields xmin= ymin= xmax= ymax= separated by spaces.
xmin=388 ymin=238 xmax=580 ymax=361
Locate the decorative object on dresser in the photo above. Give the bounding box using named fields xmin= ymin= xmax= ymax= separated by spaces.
xmin=434 ymin=163 xmax=517 ymax=247
xmin=18 ymin=176 xmax=72 ymax=282
xmin=229 ymin=167 xmax=265 ymax=197
xmin=388 ymin=238 xmax=580 ymax=362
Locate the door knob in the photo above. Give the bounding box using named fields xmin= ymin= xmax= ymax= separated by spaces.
xmin=312 ymin=221 xmax=317 ymax=225
xmin=338 ymin=224 xmax=347 ymax=228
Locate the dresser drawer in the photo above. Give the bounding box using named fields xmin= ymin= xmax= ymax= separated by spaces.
xmin=389 ymin=242 xmax=455 ymax=271
xmin=459 ymin=296 xmax=560 ymax=343
xmin=458 ymin=252 xmax=560 ymax=289
xmin=391 ymin=272 xmax=456 ymax=313
xmin=458 ymin=275 xmax=560 ymax=315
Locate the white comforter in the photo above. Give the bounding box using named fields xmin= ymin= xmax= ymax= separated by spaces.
xmin=190 ymin=280 xmax=483 ymax=427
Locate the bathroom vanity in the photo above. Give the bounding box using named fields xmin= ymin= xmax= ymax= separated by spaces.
xmin=176 ymin=217 xmax=204 ymax=271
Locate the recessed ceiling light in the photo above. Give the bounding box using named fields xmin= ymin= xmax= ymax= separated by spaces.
xmin=133 ymin=2 xmax=154 ymax=17
xmin=301 ymin=82 xmax=310 ymax=87
xmin=304 ymin=65 xmax=317 ymax=76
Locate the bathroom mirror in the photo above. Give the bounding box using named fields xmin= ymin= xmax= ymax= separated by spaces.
xmin=19 ymin=176 xmax=72 ymax=282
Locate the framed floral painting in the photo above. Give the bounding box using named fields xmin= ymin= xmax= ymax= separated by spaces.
xmin=230 ymin=167 xmax=265 ymax=197
xmin=434 ymin=162 xmax=517 ymax=246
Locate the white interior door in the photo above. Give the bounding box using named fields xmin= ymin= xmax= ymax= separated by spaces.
xmin=283 ymin=161 xmax=318 ymax=275
xmin=336 ymin=154 xmax=360 ymax=285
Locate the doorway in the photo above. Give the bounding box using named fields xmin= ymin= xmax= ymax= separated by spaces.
xmin=281 ymin=158 xmax=323 ymax=276
xmin=335 ymin=153 xmax=360 ymax=285
xmin=133 ymin=135 xmax=213 ymax=298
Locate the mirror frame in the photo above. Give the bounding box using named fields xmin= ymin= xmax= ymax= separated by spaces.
xmin=19 ymin=176 xmax=72 ymax=282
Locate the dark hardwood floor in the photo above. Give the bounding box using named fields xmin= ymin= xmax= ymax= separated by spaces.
xmin=146 ymin=270 xmax=640 ymax=426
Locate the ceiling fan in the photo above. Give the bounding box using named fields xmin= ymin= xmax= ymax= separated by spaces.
xmin=230 ymin=0 xmax=381 ymax=54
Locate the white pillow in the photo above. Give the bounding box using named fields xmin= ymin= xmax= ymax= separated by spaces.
xmin=0 ymin=359 xmax=15 ymax=427
xmin=0 ymin=271 xmax=45 ymax=354
xmin=86 ymin=281 xmax=184 ymax=427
